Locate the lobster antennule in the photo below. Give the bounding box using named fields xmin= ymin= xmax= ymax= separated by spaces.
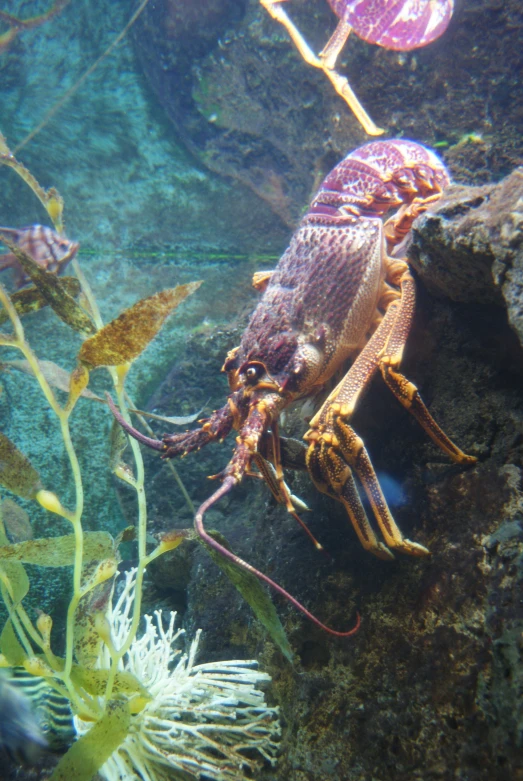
xmin=194 ymin=477 xmax=361 ymax=639
xmin=105 ymin=393 xmax=165 ymax=452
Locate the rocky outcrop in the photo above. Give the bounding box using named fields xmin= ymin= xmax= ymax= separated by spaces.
xmin=410 ymin=168 xmax=523 ymax=347
xmin=141 ymin=171 xmax=523 ymax=781
xmin=134 ymin=0 xmax=523 ymax=226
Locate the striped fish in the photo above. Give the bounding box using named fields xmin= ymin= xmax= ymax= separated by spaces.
xmin=2 ymin=668 xmax=74 ymax=762
xmin=0 ymin=672 xmax=47 ymax=764
xmin=0 ymin=224 xmax=79 ymax=289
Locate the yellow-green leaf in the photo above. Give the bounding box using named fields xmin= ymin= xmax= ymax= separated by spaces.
xmin=74 ymin=577 xmax=114 ymax=669
xmin=0 ymin=135 xmax=64 ymax=232
xmin=65 ymin=363 xmax=90 ymax=411
xmin=0 ymin=619 xmax=27 ymax=666
xmin=114 ymin=525 xmax=136 ymax=549
xmin=70 ymin=665 xmax=150 ymax=699
xmin=49 ymin=699 xmax=130 ymax=781
xmin=0 ymin=236 xmax=94 ymax=334
xmin=0 ymin=277 xmax=81 ymax=326
xmin=0 ymin=431 xmax=42 ymax=499
xmin=0 ymin=511 xmax=9 ymax=545
xmin=78 ymin=282 xmax=201 ymax=367
xmin=203 ymin=532 xmax=293 ymax=662
xmin=127 ymin=404 xmax=205 ymax=427
xmin=0 ymin=497 xmax=33 ymax=542
xmin=1 ymin=358 xmax=102 ymax=401
xmin=0 ymin=560 xmax=29 ymax=603
xmin=0 ymin=531 xmax=115 ymax=566
xmin=0 ymin=515 xmax=30 ymax=638
xmin=108 ymin=417 xmax=132 ymax=476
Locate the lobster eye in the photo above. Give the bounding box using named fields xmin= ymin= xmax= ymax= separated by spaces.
xmin=245 ymin=366 xmax=260 ymax=382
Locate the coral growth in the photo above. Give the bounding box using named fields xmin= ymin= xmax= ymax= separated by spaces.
xmin=75 ymin=569 xmax=281 ymax=781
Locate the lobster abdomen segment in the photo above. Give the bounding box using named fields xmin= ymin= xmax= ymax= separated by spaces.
xmin=309 ymin=140 xmax=450 ymax=219
xmin=327 ymin=0 xmax=454 ymax=51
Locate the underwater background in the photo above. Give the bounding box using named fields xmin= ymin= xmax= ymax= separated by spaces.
xmin=0 ymin=0 xmax=522 ymax=779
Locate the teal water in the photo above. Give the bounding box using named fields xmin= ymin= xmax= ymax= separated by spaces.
xmin=0 ymin=2 xmax=522 ymax=780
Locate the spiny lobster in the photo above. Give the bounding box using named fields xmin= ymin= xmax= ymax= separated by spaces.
xmin=110 ymin=139 xmax=476 ymax=636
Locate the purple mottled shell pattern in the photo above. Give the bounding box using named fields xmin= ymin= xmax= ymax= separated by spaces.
xmin=237 ymin=218 xmax=383 ymax=387
xmin=233 ymin=140 xmax=449 ymax=394
xmin=308 ymin=139 xmax=450 ymax=219
xmin=327 ymin=0 xmax=454 ymax=50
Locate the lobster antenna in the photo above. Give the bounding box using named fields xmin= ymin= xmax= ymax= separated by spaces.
xmin=105 ymin=393 xmax=165 ymax=452
xmin=195 ymin=478 xmax=360 ymax=638
xmin=106 ymin=393 xmax=360 ymax=636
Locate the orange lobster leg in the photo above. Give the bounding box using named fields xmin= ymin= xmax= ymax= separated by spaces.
xmin=379 ymin=270 xmax=477 ymax=465
xmin=306 ymin=267 xmax=476 ymax=557
xmin=307 ymin=435 xmax=394 ymax=560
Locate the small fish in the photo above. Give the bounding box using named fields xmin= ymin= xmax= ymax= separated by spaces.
xmin=0 ymin=225 xmax=79 ymax=289
xmin=0 ymin=672 xmax=48 ymax=764
xmin=360 ymin=472 xmax=406 ymax=509
xmin=9 ymin=668 xmax=74 ymax=752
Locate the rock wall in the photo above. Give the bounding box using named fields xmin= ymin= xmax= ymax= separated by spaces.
xmin=144 ymin=174 xmax=523 ymax=780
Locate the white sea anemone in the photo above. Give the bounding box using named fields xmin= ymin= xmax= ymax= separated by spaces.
xmin=75 ymin=569 xmax=281 ymax=781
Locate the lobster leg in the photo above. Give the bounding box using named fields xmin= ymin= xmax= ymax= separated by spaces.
xmin=305 ymin=300 xmax=416 ymax=557
xmin=383 ymin=194 xmax=445 ymax=256
xmin=251 ymin=452 xmax=323 ymax=550
xmin=329 ymin=413 xmax=430 ymax=556
xmin=306 ymin=266 xmax=476 ymax=556
xmin=306 ymin=294 xmax=400 ymax=435
xmin=378 ymin=270 xmax=477 ymax=465
xmin=256 ymin=422 xmax=324 ymax=551
xmin=259 ymin=1 xmax=383 ymax=136
xmin=307 ymin=434 xmax=394 ymax=559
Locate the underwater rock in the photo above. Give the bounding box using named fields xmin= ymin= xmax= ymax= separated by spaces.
xmin=139 ymin=180 xmax=523 ymax=778
xmin=410 ymin=168 xmax=523 ymax=346
xmin=134 ymin=0 xmax=523 ymax=225
xmin=479 ymin=502 xmax=523 ymax=771
xmin=134 ymin=0 xmax=247 ymax=145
